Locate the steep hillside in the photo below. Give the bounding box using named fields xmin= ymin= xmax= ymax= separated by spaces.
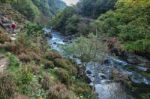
xmin=8 ymin=0 xmax=66 ymax=23
xmin=77 ymin=0 xmax=117 ymax=18
xmin=0 ymin=2 xmax=95 ymax=99
xmin=32 ymin=0 xmax=66 ymax=17
xmin=0 ymin=4 xmax=26 ymax=24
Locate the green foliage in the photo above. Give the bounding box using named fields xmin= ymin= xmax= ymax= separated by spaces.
xmin=7 ymin=53 xmax=20 ymax=68
xmin=19 ymin=68 xmax=33 ymax=84
xmin=51 ymin=0 xmax=116 ymax=35
xmin=25 ymin=22 xmax=44 ymax=37
xmin=11 ymin=0 xmax=66 ymax=21
xmin=50 ymin=6 xmax=75 ymax=34
xmin=65 ymin=14 xmax=81 ymax=35
xmin=77 ymin=0 xmax=117 ymax=18
xmin=91 ymin=0 xmax=150 ymax=54
xmin=16 ymin=66 xmax=36 ymax=95
xmin=32 ymin=0 xmax=66 ymax=17
xmin=63 ymin=34 xmax=107 ymax=62
xmin=12 ymin=0 xmax=40 ymax=20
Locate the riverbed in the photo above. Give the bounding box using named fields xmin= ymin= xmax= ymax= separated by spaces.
xmin=45 ymin=29 xmax=150 ymax=99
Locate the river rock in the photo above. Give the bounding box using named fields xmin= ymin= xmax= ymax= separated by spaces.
xmin=45 ymin=33 xmax=52 ymax=38
xmin=137 ymin=66 xmax=148 ymax=72
xmin=100 ymin=74 xmax=106 ymax=79
xmin=86 ymin=70 xmax=92 ymax=74
xmin=110 ymin=48 xmax=119 ymax=56
xmin=103 ymin=59 xmax=111 ymax=65
xmin=127 ymin=57 xmax=139 ymax=64
xmin=63 ymin=39 xmax=68 ymax=42
xmin=86 ymin=77 xmax=92 ymax=83
xmin=53 ymin=42 xmax=57 ymax=44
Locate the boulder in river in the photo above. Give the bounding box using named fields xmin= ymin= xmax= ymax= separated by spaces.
xmin=86 ymin=70 xmax=92 ymax=74
xmin=63 ymin=39 xmax=69 ymax=42
xmin=45 ymin=33 xmax=52 ymax=38
xmin=137 ymin=66 xmax=149 ymax=72
xmin=53 ymin=42 xmax=57 ymax=44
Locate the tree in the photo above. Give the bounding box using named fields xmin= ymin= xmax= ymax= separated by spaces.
xmin=63 ymin=33 xmax=107 ymax=63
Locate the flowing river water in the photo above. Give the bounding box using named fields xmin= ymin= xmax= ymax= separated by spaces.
xmin=44 ymin=29 xmax=150 ymax=99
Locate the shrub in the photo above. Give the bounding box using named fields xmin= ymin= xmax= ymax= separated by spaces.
xmin=48 ymin=83 xmax=70 ymax=99
xmin=72 ymin=81 xmax=93 ymax=98
xmin=18 ymin=53 xmax=31 ymax=63
xmin=0 ymin=31 xmax=11 ymax=44
xmin=31 ymin=65 xmax=41 ymax=75
xmin=0 ymin=73 xmax=16 ymax=99
xmin=44 ymin=61 xmax=55 ymax=69
xmin=41 ymin=75 xmax=52 ymax=90
xmin=54 ymin=58 xmax=77 ymax=75
xmin=45 ymin=51 xmax=62 ymax=61
xmin=16 ymin=66 xmax=36 ymax=95
xmin=0 ymin=42 xmax=17 ymax=53
xmin=29 ymin=51 xmax=41 ymax=62
xmin=54 ymin=58 xmax=68 ymax=69
xmin=7 ymin=53 xmax=20 ymax=68
xmin=18 ymin=67 xmax=34 ymax=85
xmin=55 ymin=68 xmax=70 ymax=85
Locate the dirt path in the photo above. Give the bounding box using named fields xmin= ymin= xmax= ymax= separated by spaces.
xmin=0 ymin=54 xmax=8 ymax=72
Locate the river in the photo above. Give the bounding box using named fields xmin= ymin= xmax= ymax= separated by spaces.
xmin=44 ymin=28 xmax=150 ymax=99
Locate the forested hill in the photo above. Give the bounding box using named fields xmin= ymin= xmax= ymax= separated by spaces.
xmin=76 ymin=0 xmax=117 ymax=18
xmin=0 ymin=0 xmax=66 ymax=23
xmin=50 ymin=0 xmax=118 ymax=35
